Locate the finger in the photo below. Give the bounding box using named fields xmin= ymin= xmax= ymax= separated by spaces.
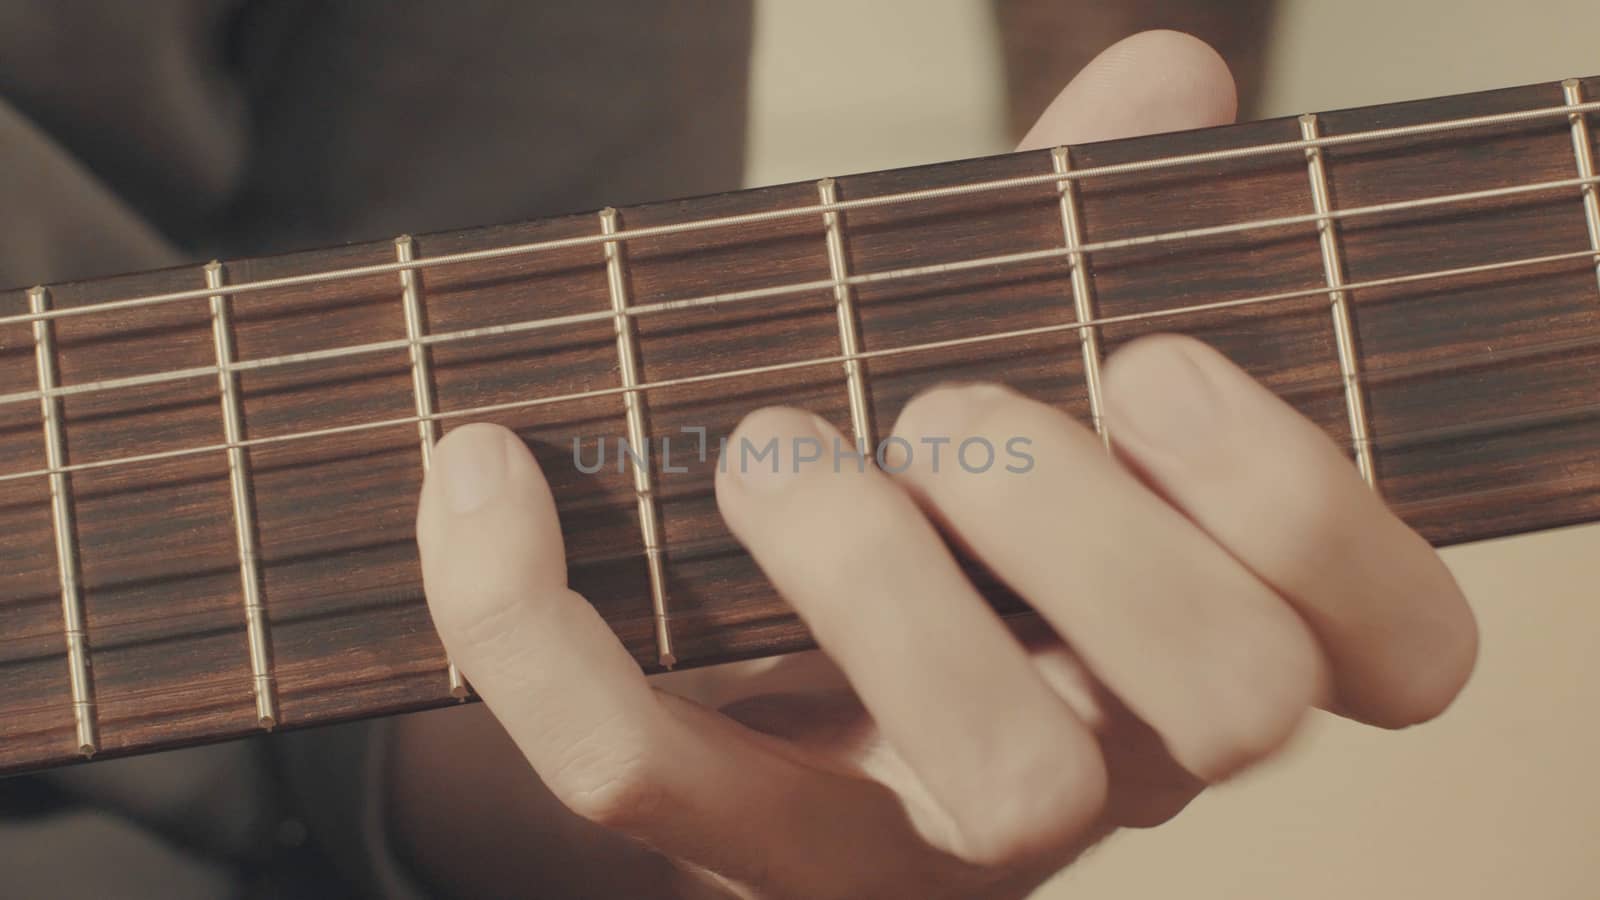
xmin=417 ymin=424 xmax=923 ymax=891
xmin=1017 ymin=30 xmax=1237 ymax=151
xmin=1101 ymin=336 xmax=1479 ymax=727
xmin=1021 ymin=635 xmax=1205 ymax=829
xmin=715 ymin=408 xmax=1107 ymax=867
xmin=889 ymin=385 xmax=1328 ymax=783
xmin=417 ymin=426 xmax=667 ymax=802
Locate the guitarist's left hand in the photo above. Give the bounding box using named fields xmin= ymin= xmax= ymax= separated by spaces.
xmin=400 ymin=31 xmax=1479 ymax=900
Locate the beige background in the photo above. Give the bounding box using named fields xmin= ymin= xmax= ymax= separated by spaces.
xmin=744 ymin=2 xmax=1600 ymax=897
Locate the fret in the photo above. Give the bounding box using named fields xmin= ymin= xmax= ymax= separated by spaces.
xmin=395 ymin=237 xmax=442 ymax=465
xmin=1050 ymin=147 xmax=1110 ymax=447
xmin=27 ymin=286 xmax=98 ymax=756
xmin=816 ymin=178 xmax=876 ymax=451
xmin=204 ymin=263 xmax=278 ymax=729
xmin=600 ymin=208 xmax=676 ymax=669
xmin=394 ymin=237 xmax=468 ymax=699
xmin=1299 ymin=114 xmax=1380 ymax=490
xmin=1563 ymin=80 xmax=1600 ymax=297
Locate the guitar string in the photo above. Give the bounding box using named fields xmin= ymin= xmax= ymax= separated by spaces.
xmin=2 ymin=95 xmax=1598 ymax=330
xmin=6 ymin=348 xmax=1596 ymax=719
xmin=3 ymin=172 xmax=1599 ymax=412
xmin=0 ymin=98 xmax=1588 ymax=447
xmin=6 ymin=324 xmax=1590 ymax=648
xmin=3 ymin=454 xmax=1596 ymax=728
xmin=4 ymin=321 xmax=1597 ymax=637
xmin=3 ymin=336 xmax=1595 ymax=708
xmin=6 ymin=95 xmax=1600 ymax=739
xmin=3 ymin=340 xmax=1595 ymax=598
xmin=1 ymin=242 xmax=1597 ymax=486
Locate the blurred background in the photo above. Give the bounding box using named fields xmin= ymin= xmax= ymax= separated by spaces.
xmin=743 ymin=1 xmax=1600 ymax=897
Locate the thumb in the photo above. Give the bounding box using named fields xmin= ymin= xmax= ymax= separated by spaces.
xmin=1017 ymin=30 xmax=1238 ymax=151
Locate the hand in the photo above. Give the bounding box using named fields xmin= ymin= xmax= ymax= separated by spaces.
xmin=406 ymin=32 xmax=1478 ymax=899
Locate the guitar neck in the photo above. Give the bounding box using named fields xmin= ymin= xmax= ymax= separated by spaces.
xmin=3 ymin=76 xmax=1599 ymax=777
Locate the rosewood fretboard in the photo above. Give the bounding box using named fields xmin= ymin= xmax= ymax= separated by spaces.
xmin=3 ymin=77 xmax=1600 ymax=777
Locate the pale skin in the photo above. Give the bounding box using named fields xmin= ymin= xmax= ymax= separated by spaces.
xmin=397 ymin=31 xmax=1479 ymax=900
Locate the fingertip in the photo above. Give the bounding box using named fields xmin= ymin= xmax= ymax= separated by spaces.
xmin=421 ymin=423 xmax=555 ymax=531
xmin=724 ymin=405 xmax=828 ymax=449
xmin=1100 ymin=333 xmax=1214 ymax=401
xmin=418 ymin=423 xmax=568 ymax=635
xmin=432 ymin=422 xmax=547 ymax=496
xmin=434 ymin=421 xmax=520 ymax=459
xmin=1102 ymin=336 xmax=1482 ymax=734
xmin=890 ymin=383 xmax=1015 ymax=443
xmin=1349 ymin=571 xmax=1481 ymax=730
xmin=714 ymin=406 xmax=846 ymax=503
xmin=1099 ymin=335 xmax=1235 ymax=477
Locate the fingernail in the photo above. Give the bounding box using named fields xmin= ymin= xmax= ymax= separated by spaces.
xmin=888 ymin=383 xmax=1010 ymax=474
xmin=896 ymin=383 xmax=1011 ymax=434
xmin=727 ymin=408 xmax=823 ymax=493
xmin=435 ymin=426 xmax=510 ymax=515
xmin=1105 ymin=338 xmax=1224 ymax=454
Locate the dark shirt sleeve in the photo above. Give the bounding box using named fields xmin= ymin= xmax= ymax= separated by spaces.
xmin=0 ymin=2 xmax=751 ymax=897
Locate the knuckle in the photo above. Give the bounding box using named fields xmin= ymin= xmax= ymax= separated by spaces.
xmin=548 ymin=740 xmax=669 ymax=832
xmin=422 ymin=525 xmax=564 ymax=658
xmin=441 ymin=578 xmax=531 ymax=650
xmin=438 ymin=584 xmax=581 ymax=680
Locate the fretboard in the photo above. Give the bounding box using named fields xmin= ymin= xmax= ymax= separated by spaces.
xmin=3 ymin=77 xmax=1599 ymax=777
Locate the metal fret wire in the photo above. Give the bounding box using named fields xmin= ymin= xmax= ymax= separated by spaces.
xmin=9 ymin=345 xmax=1599 ymax=652
xmin=395 ymin=237 xmax=441 ymax=468
xmin=4 ymin=171 xmax=1600 ymax=413
xmin=205 ymin=263 xmax=278 ymax=729
xmin=1299 ymin=114 xmax=1380 ymax=490
xmin=394 ymin=236 xmax=468 ymax=698
xmin=1050 ymin=146 xmax=1110 ymax=448
xmin=5 ymin=276 xmax=1596 ymax=700
xmin=3 ymin=244 xmax=1597 ymax=487
xmin=4 ymin=375 xmax=1597 ymax=725
xmin=27 ymin=287 xmax=98 ymax=756
xmin=817 ymin=178 xmax=876 ymax=452
xmin=10 ymin=322 xmax=1598 ymax=640
xmin=9 ymin=320 xmax=1594 ymax=653
xmin=6 ymin=97 xmax=1600 ymax=331
xmin=601 ymin=208 xmax=677 ymax=669
xmin=7 ymin=91 xmax=1599 ymax=746
xmin=4 ymin=305 xmax=1597 ymax=717
xmin=1565 ymin=81 xmax=1600 ymax=295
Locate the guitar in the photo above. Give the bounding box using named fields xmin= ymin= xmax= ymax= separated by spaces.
xmin=2 ymin=75 xmax=1597 ymax=778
